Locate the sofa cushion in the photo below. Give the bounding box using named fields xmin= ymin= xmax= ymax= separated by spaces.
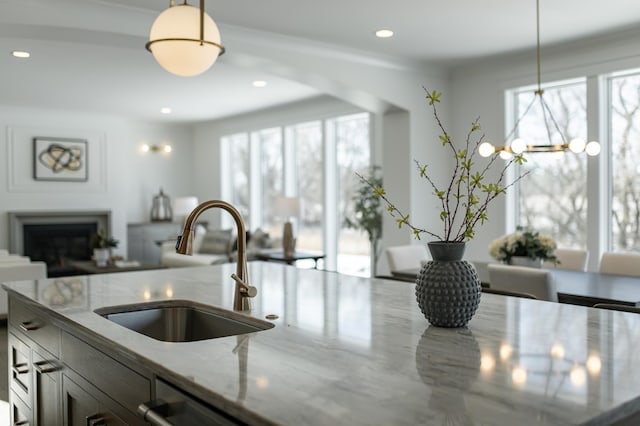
xmin=191 ymin=224 xmax=208 ymax=253
xmin=198 ymin=229 xmax=233 ymax=254
xmin=248 ymin=228 xmax=272 ymax=250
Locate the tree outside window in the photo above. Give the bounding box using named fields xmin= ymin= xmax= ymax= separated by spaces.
xmin=610 ymin=72 xmax=640 ymax=251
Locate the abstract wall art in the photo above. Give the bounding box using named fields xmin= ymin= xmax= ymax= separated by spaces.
xmin=33 ymin=137 xmax=88 ymax=182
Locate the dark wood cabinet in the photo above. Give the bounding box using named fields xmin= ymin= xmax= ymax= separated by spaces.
xmin=62 ymin=374 xmax=130 ymax=426
xmin=8 ymin=298 xmax=63 ymax=426
xmin=8 ymin=295 xmax=235 ymax=425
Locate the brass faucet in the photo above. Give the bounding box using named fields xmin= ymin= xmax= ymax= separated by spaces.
xmin=175 ymin=200 xmax=257 ymax=311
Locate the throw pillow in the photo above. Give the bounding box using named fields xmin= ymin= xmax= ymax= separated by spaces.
xmin=198 ymin=229 xmax=233 ymax=254
xmin=247 ymin=228 xmax=272 ymax=250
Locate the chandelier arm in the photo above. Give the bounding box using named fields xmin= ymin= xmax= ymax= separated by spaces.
xmin=505 ymin=94 xmax=538 ymax=143
xmin=538 ymin=96 xmax=556 ymax=147
xmin=539 ymin=94 xmax=569 ymax=145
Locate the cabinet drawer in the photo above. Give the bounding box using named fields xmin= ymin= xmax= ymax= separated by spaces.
xmin=9 ymin=332 xmax=32 ymax=408
xmin=137 ymin=379 xmax=241 ymax=425
xmin=10 ymin=390 xmax=33 ymax=426
xmin=61 ymin=331 xmax=151 ymax=414
xmin=9 ymin=298 xmax=60 ymax=356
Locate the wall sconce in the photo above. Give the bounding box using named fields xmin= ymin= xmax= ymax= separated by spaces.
xmin=141 ymin=144 xmax=172 ymax=154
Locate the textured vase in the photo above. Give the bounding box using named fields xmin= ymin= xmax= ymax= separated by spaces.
xmin=508 ymin=256 xmax=542 ymax=268
xmin=415 ymin=242 xmax=481 ymax=328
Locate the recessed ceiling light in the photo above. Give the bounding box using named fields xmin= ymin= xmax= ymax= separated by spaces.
xmin=375 ymin=29 xmax=394 ymax=38
xmin=253 ymin=80 xmax=267 ymax=88
xmin=160 ymin=107 xmax=172 ymax=114
xmin=11 ymin=50 xmax=30 ymax=58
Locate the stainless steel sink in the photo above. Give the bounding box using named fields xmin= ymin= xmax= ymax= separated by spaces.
xmin=95 ymin=300 xmax=274 ymax=342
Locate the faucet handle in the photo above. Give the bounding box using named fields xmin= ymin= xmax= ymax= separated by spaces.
xmin=242 ymin=285 xmax=258 ymax=298
xmin=231 ymin=273 xmax=258 ymax=298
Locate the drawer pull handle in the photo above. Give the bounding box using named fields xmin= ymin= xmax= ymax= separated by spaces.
xmin=19 ymin=321 xmax=40 ymax=332
xmin=138 ymin=400 xmax=174 ymax=426
xmin=86 ymin=413 xmax=106 ymax=426
xmin=34 ymin=360 xmax=59 ymax=374
xmin=12 ymin=363 xmax=29 ymax=375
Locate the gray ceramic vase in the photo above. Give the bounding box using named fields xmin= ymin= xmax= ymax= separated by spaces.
xmin=415 ymin=242 xmax=481 ymax=328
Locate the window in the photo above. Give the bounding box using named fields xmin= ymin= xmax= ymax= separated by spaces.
xmin=256 ymin=128 xmax=283 ymax=236
xmin=221 ymin=112 xmax=372 ymax=275
xmin=510 ymin=67 xmax=640 ymax=261
xmin=335 ymin=113 xmax=371 ymax=276
xmin=220 ymin=133 xmax=250 ymax=218
xmin=288 ymin=121 xmax=323 ymax=252
xmin=609 ymin=71 xmax=640 ymax=251
xmin=513 ymin=80 xmax=588 ymax=249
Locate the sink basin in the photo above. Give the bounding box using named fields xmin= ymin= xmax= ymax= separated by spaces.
xmin=95 ymin=300 xmax=274 ymax=342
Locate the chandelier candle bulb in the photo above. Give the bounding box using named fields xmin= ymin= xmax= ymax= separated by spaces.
xmin=585 ymin=141 xmax=601 ymax=156
xmin=569 ymin=138 xmax=586 ymax=153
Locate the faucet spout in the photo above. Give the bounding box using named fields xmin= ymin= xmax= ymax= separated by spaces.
xmin=175 ymin=200 xmax=255 ymax=311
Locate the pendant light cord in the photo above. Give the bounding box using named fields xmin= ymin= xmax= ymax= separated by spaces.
xmin=535 ymin=0 xmax=542 ymax=95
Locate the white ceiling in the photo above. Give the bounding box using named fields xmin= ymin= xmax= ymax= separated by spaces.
xmin=1 ymin=0 xmax=640 ymax=123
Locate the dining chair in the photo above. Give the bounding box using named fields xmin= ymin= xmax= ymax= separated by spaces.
xmin=543 ymin=248 xmax=589 ymax=272
xmin=481 ymin=287 xmax=537 ymax=300
xmin=487 ymin=264 xmax=558 ymax=302
xmin=598 ymin=252 xmax=640 ymax=277
xmin=385 ymin=245 xmax=429 ymax=272
xmin=593 ymin=303 xmax=640 ymax=314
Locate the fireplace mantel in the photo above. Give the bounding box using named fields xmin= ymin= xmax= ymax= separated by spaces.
xmin=8 ymin=210 xmax=111 ymax=255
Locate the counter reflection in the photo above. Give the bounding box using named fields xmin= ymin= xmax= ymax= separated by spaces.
xmin=475 ymin=298 xmax=640 ymax=407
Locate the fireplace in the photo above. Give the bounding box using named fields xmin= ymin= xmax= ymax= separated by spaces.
xmin=9 ymin=210 xmax=111 ymax=277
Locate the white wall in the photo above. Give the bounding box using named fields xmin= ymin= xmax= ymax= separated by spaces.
xmin=450 ymin=27 xmax=640 ymax=264
xmin=0 ymin=104 xmax=194 ymax=257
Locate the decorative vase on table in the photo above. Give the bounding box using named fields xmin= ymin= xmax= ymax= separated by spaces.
xmin=93 ymin=248 xmax=110 ymax=267
xmin=415 ymin=242 xmax=482 ymax=328
xmin=508 ymin=256 xmax=542 ymax=268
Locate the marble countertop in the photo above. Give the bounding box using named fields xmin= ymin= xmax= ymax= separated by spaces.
xmin=4 ymin=262 xmax=640 ymax=425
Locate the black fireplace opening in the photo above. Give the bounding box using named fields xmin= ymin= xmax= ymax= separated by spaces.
xmin=23 ymin=223 xmax=98 ymax=277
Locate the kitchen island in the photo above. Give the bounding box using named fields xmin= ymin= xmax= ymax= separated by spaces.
xmin=4 ymin=262 xmax=640 ymax=425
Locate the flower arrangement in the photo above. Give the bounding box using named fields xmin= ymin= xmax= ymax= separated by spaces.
xmin=359 ymin=88 xmax=528 ymax=242
xmin=489 ymin=227 xmax=557 ymax=264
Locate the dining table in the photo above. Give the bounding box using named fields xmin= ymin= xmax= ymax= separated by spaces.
xmin=391 ymin=266 xmax=640 ymax=307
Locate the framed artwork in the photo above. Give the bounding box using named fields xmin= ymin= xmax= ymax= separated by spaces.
xmin=33 ymin=137 xmax=88 ymax=182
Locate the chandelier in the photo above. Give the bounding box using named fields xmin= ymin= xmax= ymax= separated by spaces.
xmin=478 ymin=0 xmax=600 ymax=158
xmin=146 ymin=0 xmax=225 ymax=77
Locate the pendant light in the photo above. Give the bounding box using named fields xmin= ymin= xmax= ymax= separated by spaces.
xmin=146 ymin=0 xmax=225 ymax=77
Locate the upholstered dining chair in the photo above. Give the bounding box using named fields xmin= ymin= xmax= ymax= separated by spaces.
xmin=543 ymin=248 xmax=589 ymax=272
xmin=598 ymin=252 xmax=640 ymax=277
xmin=385 ymin=245 xmax=429 ymax=272
xmin=487 ymin=264 xmax=558 ymax=302
xmin=593 ymin=303 xmax=640 ymax=314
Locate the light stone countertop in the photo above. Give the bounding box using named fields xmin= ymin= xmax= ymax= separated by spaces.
xmin=4 ymin=262 xmax=640 ymax=425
